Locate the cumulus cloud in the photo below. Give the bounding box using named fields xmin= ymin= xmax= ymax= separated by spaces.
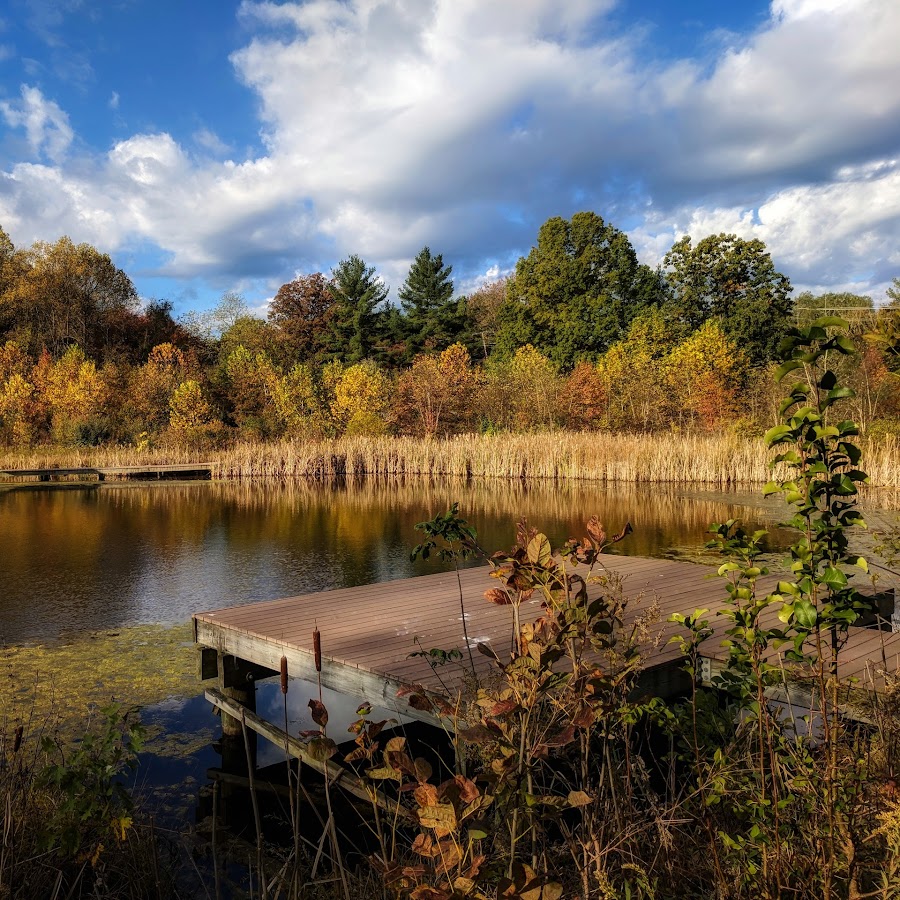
xmin=0 ymin=0 xmax=899 ymax=302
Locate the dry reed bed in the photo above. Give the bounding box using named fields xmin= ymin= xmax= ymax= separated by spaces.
xmin=1 ymin=431 xmax=898 ymax=486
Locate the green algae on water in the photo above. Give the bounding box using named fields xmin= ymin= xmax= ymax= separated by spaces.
xmin=1 ymin=622 xmax=201 ymax=751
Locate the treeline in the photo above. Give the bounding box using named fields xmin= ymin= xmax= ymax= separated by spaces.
xmin=0 ymin=213 xmax=898 ymax=449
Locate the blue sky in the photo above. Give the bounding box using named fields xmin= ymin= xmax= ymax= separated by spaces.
xmin=0 ymin=0 xmax=898 ymax=316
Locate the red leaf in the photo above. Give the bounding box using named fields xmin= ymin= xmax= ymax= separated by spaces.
xmin=484 ymin=588 xmax=513 ymax=605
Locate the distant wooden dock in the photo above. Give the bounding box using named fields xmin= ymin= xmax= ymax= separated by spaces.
xmin=0 ymin=463 xmax=212 ymax=483
xmin=194 ymin=555 xmax=900 ymax=729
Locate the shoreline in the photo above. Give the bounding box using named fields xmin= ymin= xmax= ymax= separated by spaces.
xmin=2 ymin=430 xmax=899 ymax=487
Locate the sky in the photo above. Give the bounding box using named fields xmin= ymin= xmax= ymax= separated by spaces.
xmin=0 ymin=0 xmax=898 ymax=316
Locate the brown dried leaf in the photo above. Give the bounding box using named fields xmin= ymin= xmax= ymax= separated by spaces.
xmin=571 ymin=706 xmax=594 ymax=729
xmin=435 ymin=839 xmax=461 ymax=870
xmin=459 ymin=724 xmax=496 ymax=744
xmin=484 ymin=587 xmax=513 ymax=605
xmin=410 ymin=887 xmax=451 ymax=900
xmin=586 ymin=516 xmax=606 ymax=548
xmin=567 ymin=790 xmax=593 ymax=808
xmin=489 ymin=699 xmax=519 ymax=717
xmin=305 ymin=736 xmax=337 ymax=762
xmin=414 ymin=757 xmax=433 ymax=783
xmin=412 ymin=833 xmax=436 ymax=857
xmin=414 ymin=783 xmax=439 ymax=808
xmin=343 ymin=746 xmax=372 ymax=764
xmin=453 ymin=775 xmax=480 ymax=805
xmin=408 ymin=693 xmax=436 ymax=712
xmin=539 ymin=725 xmax=576 ymax=749
xmin=418 ymin=802 xmax=458 ymax=836
xmin=385 ymin=736 xmax=407 ymax=753
xmin=308 ymin=699 xmax=328 ymax=728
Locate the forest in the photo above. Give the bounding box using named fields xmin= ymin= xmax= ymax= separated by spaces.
xmin=0 ymin=210 xmax=898 ymax=451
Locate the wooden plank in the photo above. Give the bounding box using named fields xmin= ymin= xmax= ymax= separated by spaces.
xmin=194 ymin=619 xmax=445 ymax=728
xmin=204 ymin=688 xmax=416 ymax=823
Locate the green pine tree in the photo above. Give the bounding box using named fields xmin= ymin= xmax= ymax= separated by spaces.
xmin=328 ymin=254 xmax=389 ymax=363
xmin=398 ymin=246 xmax=457 ymax=358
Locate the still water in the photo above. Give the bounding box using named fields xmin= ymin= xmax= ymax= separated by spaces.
xmin=0 ymin=477 xmax=794 ymax=643
xmin=0 ymin=477 xmax=795 ymax=814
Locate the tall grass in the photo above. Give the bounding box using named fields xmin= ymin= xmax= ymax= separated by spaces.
xmin=2 ymin=431 xmax=899 ymax=486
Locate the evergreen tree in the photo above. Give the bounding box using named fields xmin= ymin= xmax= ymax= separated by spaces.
xmin=328 ymin=254 xmax=389 ymax=363
xmin=398 ymin=246 xmax=457 ymax=358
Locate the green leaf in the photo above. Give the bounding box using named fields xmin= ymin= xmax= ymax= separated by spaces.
xmin=821 ymin=567 xmax=848 ymax=591
xmin=794 ymin=599 xmax=817 ymax=629
xmin=764 ymin=424 xmax=792 ymax=447
xmin=774 ymin=359 xmax=802 ymax=382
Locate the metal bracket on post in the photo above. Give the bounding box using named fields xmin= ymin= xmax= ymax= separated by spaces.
xmin=697 ymin=656 xmax=713 ymax=686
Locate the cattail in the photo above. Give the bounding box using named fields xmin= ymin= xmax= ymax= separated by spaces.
xmin=280 ymin=655 xmax=288 ymax=694
xmin=13 ymin=724 xmax=23 ymax=754
xmin=313 ymin=628 xmax=322 ymax=672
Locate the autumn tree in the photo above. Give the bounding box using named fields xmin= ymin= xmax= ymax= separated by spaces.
xmin=272 ymin=363 xmax=323 ymax=435
xmin=0 ymin=341 xmax=40 ymax=445
xmin=480 ymin=345 xmax=561 ymax=431
xmin=328 ymin=255 xmax=389 ymax=363
xmin=664 ymin=233 xmax=792 ymax=365
xmin=168 ymin=379 xmax=223 ymax=447
xmin=398 ymin=246 xmax=459 ymax=358
xmin=268 ymin=273 xmax=335 ymax=363
xmin=330 ymin=360 xmax=392 ymax=435
xmin=596 ymin=309 xmax=680 ymax=430
xmin=224 ymin=346 xmax=282 ymax=438
xmin=463 ymin=277 xmax=508 ymax=360
xmin=560 ymin=362 xmax=606 ymax=429
xmin=394 ymin=343 xmax=478 ymax=436
xmin=120 ymin=342 xmax=199 ymax=438
xmin=35 ymin=345 xmax=107 ymax=443
xmin=662 ymin=321 xmax=747 ymax=429
xmin=0 ymin=236 xmax=138 ymax=358
xmin=497 ymin=212 xmax=663 ymax=367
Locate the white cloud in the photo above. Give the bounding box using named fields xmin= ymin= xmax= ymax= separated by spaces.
xmin=0 ymin=84 xmax=73 ymax=161
xmin=0 ymin=0 xmax=899 ymax=303
xmin=108 ymin=90 xmax=119 ymax=110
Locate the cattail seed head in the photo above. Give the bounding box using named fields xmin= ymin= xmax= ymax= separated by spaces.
xmin=13 ymin=724 xmax=23 ymax=754
xmin=313 ymin=628 xmax=322 ymax=672
xmin=280 ymin=656 xmax=288 ymax=694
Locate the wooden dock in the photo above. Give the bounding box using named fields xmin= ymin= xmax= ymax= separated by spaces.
xmin=193 ymin=555 xmax=900 ymax=729
xmin=0 ymin=463 xmax=212 ymax=483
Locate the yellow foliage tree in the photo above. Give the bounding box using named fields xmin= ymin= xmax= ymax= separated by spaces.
xmin=0 ymin=372 xmax=40 ymax=445
xmin=661 ymin=321 xmax=746 ymax=429
xmin=331 ymin=360 xmax=392 ymax=436
xmin=224 ymin=346 xmax=282 ymax=437
xmin=168 ymin=380 xmax=222 ymax=447
xmin=273 ymin=363 xmax=323 ymax=435
xmin=596 ymin=310 xmax=676 ymax=430
xmin=35 ymin=346 xmax=107 ymax=444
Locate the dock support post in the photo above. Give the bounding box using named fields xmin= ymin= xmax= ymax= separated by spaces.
xmin=217 ymin=654 xmax=259 ymax=772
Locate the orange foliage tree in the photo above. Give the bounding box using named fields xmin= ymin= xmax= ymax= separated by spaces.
xmin=394 ymin=343 xmax=478 ymax=436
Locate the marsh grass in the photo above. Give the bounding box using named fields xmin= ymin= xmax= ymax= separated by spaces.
xmin=2 ymin=431 xmax=899 ymax=485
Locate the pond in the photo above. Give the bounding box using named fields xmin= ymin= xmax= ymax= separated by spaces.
xmin=0 ymin=476 xmax=820 ymax=819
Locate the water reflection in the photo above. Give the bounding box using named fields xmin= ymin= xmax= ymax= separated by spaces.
xmin=0 ymin=477 xmax=793 ymax=646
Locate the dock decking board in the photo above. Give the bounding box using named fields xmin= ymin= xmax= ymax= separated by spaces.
xmin=0 ymin=463 xmax=212 ymax=482
xmin=194 ymin=555 xmax=900 ymax=718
